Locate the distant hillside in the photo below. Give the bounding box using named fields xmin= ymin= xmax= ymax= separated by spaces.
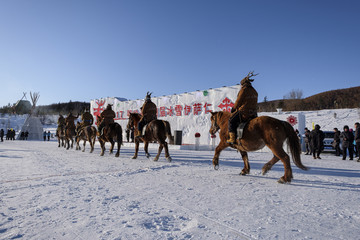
xmin=259 ymin=86 xmax=360 ymax=112
xmin=36 ymin=101 xmax=90 ymax=115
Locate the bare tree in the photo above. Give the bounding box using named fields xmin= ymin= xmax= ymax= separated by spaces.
xmin=284 ymin=89 xmax=303 ymax=99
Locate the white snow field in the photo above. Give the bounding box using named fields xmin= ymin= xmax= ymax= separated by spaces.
xmin=1 ymin=140 xmax=359 ymax=240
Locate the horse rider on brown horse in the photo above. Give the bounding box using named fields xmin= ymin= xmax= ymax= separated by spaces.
xmin=56 ymin=114 xmax=65 ymax=131
xmin=65 ymin=112 xmax=79 ymax=131
xmin=227 ymin=71 xmax=259 ymax=144
xmin=136 ymin=92 xmax=157 ymax=138
xmin=98 ymin=104 xmax=116 ymax=137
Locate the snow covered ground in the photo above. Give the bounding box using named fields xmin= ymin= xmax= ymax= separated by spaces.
xmin=1 ymin=140 xmax=360 ymax=240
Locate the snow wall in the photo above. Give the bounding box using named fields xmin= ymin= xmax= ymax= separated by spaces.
xmin=91 ymin=85 xmax=306 ymax=146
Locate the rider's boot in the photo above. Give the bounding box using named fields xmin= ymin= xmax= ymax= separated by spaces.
xmin=135 ymin=129 xmax=142 ymax=139
xmin=227 ymin=132 xmax=236 ymax=144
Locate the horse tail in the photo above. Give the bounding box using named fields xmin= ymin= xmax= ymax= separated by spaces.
xmin=163 ymin=120 xmax=174 ymax=144
xmin=116 ymin=123 xmax=123 ymax=145
xmin=283 ymin=121 xmax=309 ymax=171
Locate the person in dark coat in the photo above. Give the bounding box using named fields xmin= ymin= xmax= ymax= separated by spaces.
xmin=304 ymin=128 xmax=311 ymax=155
xmin=310 ymin=124 xmax=325 ymax=159
xmin=340 ymin=125 xmax=354 ymax=160
xmin=355 ymin=122 xmax=360 ymax=162
xmin=0 ymin=129 xmax=4 ymax=142
xmin=333 ymin=128 xmax=341 ymax=156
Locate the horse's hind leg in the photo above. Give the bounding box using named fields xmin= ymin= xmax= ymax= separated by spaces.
xmin=144 ymin=141 xmax=150 ymax=158
xmin=271 ymin=147 xmax=293 ymax=183
xmin=163 ymin=142 xmax=172 ymax=162
xmin=115 ymin=139 xmax=120 ymax=157
xmin=153 ymin=143 xmax=164 ymax=161
xmin=262 ymin=155 xmax=280 ymax=175
xmin=239 ymin=151 xmax=250 ymax=175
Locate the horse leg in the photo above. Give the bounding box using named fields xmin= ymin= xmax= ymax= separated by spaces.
xmin=99 ymin=140 xmax=105 ymax=156
xmin=212 ymin=141 xmax=229 ymax=170
xmin=153 ymin=143 xmax=164 ymax=162
xmin=144 ymin=141 xmax=151 ymax=158
xmin=270 ymin=147 xmax=293 ymax=183
xmin=66 ymin=138 xmax=70 ymax=150
xmin=58 ymin=138 xmax=60 ymax=147
xmin=109 ymin=139 xmax=115 ymax=154
xmin=163 ymin=142 xmax=172 ymax=162
xmin=115 ymin=139 xmax=120 ymax=157
xmin=262 ymin=155 xmax=280 ymax=175
xmin=132 ymin=140 xmax=140 ymax=159
xmin=82 ymin=139 xmax=86 ymax=152
xmin=239 ymin=151 xmax=250 ymax=175
xmin=70 ymin=138 xmax=74 ymax=149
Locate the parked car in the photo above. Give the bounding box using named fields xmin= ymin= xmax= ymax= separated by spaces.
xmin=323 ymin=131 xmax=338 ymax=153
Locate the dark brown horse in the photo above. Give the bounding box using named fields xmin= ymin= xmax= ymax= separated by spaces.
xmin=96 ymin=115 xmax=123 ymax=157
xmin=75 ymin=122 xmax=97 ymax=153
xmin=209 ymin=111 xmax=308 ymax=183
xmin=127 ymin=113 xmax=173 ymax=161
xmin=56 ymin=124 xmax=65 ymax=148
xmin=64 ymin=122 xmax=76 ymax=150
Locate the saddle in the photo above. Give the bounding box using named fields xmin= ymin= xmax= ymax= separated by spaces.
xmin=236 ymin=121 xmax=248 ymax=140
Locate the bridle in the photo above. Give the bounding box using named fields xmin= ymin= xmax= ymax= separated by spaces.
xmin=211 ymin=114 xmax=220 ymax=134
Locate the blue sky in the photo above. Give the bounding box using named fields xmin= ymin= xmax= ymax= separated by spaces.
xmin=0 ymin=0 xmax=359 ymax=107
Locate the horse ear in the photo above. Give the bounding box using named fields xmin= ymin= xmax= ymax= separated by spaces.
xmin=210 ymin=112 xmax=216 ymax=116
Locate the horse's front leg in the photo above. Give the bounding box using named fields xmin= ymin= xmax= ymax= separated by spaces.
xmin=144 ymin=141 xmax=151 ymax=158
xmin=212 ymin=141 xmax=229 ymax=170
xmin=109 ymin=139 xmax=114 ymax=154
xmin=99 ymin=140 xmax=105 ymax=156
xmin=58 ymin=138 xmax=60 ymax=147
xmin=132 ymin=140 xmax=140 ymax=159
xmin=82 ymin=139 xmax=86 ymax=152
xmin=66 ymin=139 xmax=70 ymax=150
xmin=89 ymin=137 xmax=94 ymax=153
xmin=262 ymin=155 xmax=280 ymax=175
xmin=239 ymin=151 xmax=250 ymax=175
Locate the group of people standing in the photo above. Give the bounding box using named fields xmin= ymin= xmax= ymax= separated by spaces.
xmin=304 ymin=125 xmax=325 ymax=159
xmin=333 ymin=123 xmax=360 ymax=161
xmin=0 ymin=128 xmax=16 ymax=141
xmin=303 ymin=122 xmax=360 ymax=161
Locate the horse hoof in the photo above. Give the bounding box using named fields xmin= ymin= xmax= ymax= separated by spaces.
xmin=132 ymin=156 xmax=137 ymax=159
xmin=277 ymin=177 xmax=290 ymax=184
xmin=214 ymin=165 xmax=219 ymax=170
xmin=166 ymin=157 xmax=172 ymax=162
xmin=240 ymin=171 xmax=247 ymax=175
xmin=115 ymin=153 xmax=120 ymax=157
xmin=153 ymin=158 xmax=159 ymax=162
xmin=146 ymin=154 xmax=151 ymax=159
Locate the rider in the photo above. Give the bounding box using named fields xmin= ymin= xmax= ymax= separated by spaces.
xmin=98 ymin=104 xmax=116 ymax=137
xmin=81 ymin=108 xmax=94 ymax=128
xmin=136 ymin=92 xmax=157 ymax=138
xmin=56 ymin=114 xmax=65 ymax=137
xmin=227 ymin=72 xmax=258 ymax=144
xmin=65 ymin=112 xmax=78 ymax=131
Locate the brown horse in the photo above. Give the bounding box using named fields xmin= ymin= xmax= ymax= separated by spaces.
xmin=64 ymin=122 xmax=76 ymax=150
xmin=96 ymin=115 xmax=123 ymax=157
xmin=75 ymin=122 xmax=97 ymax=153
xmin=209 ymin=111 xmax=308 ymax=183
xmin=56 ymin=124 xmax=65 ymax=148
xmin=127 ymin=113 xmax=173 ymax=161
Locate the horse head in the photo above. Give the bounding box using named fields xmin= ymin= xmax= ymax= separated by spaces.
xmin=96 ymin=115 xmax=102 ymax=126
xmin=127 ymin=113 xmax=141 ymax=129
xmin=209 ymin=112 xmax=221 ymax=135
